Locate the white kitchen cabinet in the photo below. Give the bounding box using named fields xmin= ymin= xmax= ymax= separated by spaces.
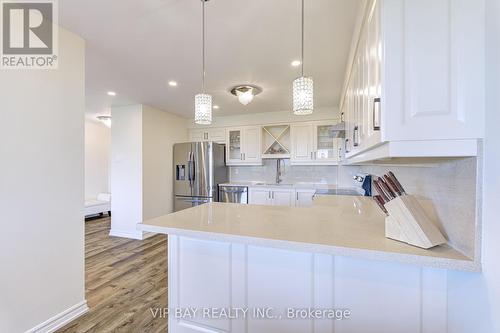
xmin=242 ymin=127 xmax=261 ymax=163
xmin=189 ymin=128 xmax=226 ymax=144
xmin=272 ymin=189 xmax=295 ymax=207
xmin=295 ymin=189 xmax=316 ymax=207
xmin=291 ymin=122 xmax=341 ymax=165
xmin=290 ymin=123 xmax=313 ymax=163
xmin=341 ymin=0 xmax=484 ymax=163
xmin=248 ymin=188 xmax=271 ymax=205
xmin=168 ymin=234 xmax=450 ymax=333
xmin=249 ymin=187 xmax=295 ymax=207
xmin=313 ymin=122 xmax=343 ymax=163
xmin=226 ymin=126 xmax=262 ymax=166
xmin=189 ymin=129 xmax=205 ymax=142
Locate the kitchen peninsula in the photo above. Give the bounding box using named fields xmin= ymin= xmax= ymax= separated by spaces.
xmin=138 ymin=195 xmax=478 ymax=333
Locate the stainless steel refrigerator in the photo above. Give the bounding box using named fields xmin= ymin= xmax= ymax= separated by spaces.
xmin=173 ymin=142 xmax=227 ymax=212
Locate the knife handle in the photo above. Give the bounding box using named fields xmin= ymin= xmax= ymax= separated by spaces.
xmin=373 ymin=195 xmax=388 ymax=215
xmin=384 ymin=174 xmax=401 ymax=196
xmin=388 ymin=171 xmax=406 ymax=195
xmin=377 ymin=178 xmax=396 ymax=200
xmin=373 ymin=180 xmax=389 ymax=202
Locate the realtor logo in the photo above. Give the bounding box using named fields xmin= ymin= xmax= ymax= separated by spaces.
xmin=1 ymin=0 xmax=58 ymax=69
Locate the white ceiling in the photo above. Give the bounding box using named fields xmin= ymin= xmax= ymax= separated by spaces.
xmin=59 ymin=0 xmax=362 ymax=119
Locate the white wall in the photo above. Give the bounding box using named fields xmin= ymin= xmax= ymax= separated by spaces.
xmin=110 ymin=105 xmax=143 ymax=239
xmin=85 ymin=120 xmax=110 ymax=200
xmin=446 ymin=0 xmax=500 ymax=331
xmin=110 ymin=104 xmax=188 ymax=238
xmin=142 ymin=105 xmax=188 ymax=220
xmin=0 ymin=28 xmax=86 ymax=332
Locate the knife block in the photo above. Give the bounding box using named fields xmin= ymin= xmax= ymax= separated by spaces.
xmin=384 ymin=195 xmax=446 ymax=249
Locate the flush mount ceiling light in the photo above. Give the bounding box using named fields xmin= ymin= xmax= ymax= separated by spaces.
xmin=107 ymin=91 xmax=116 ymax=96
xmin=97 ymin=115 xmax=112 ymax=128
xmin=230 ymin=85 xmax=263 ymax=106
xmin=292 ymin=0 xmax=313 ymax=115
xmin=194 ymin=0 xmax=212 ymax=125
xmin=291 ymin=60 xmax=301 ymax=67
xmin=168 ymin=81 xmax=178 ymax=87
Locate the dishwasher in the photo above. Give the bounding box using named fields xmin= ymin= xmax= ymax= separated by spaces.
xmin=218 ymin=185 xmax=248 ymax=204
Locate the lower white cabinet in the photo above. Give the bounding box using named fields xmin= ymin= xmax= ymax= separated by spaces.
xmin=295 ymin=189 xmax=316 ymax=207
xmin=168 ymin=235 xmax=449 ymax=333
xmin=248 ymin=188 xmax=270 ymax=205
xmin=249 ymin=187 xmax=295 ymax=207
xmin=272 ymin=189 xmax=295 ymax=207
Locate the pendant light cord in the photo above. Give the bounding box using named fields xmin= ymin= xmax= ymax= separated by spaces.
xmin=301 ymin=0 xmax=304 ymax=77
xmin=202 ymin=0 xmax=206 ymax=93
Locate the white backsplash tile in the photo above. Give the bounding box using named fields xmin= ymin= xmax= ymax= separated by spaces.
xmin=345 ymin=158 xmax=478 ymax=259
xmin=230 ymin=159 xmax=339 ymax=184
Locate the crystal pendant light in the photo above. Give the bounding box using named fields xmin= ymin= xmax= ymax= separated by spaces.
xmin=293 ymin=0 xmax=313 ymax=115
xmin=194 ymin=0 xmax=212 ymax=125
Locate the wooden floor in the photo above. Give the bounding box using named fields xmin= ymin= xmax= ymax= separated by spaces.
xmin=57 ymin=217 xmax=168 ymax=333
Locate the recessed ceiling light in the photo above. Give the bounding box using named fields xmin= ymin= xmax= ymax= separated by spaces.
xmin=107 ymin=91 xmax=116 ymax=96
xmin=291 ymin=60 xmax=301 ymax=67
xmin=213 ymin=105 xmax=220 ymax=109
xmin=168 ymin=81 xmax=178 ymax=87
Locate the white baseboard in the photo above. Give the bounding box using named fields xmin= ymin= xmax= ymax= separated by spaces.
xmin=109 ymin=228 xmax=144 ymax=240
xmin=25 ymin=300 xmax=89 ymax=333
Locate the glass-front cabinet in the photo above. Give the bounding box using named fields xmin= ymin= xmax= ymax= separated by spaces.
xmin=315 ymin=124 xmax=343 ymax=162
xmin=291 ymin=121 xmax=344 ymax=165
xmin=227 ymin=129 xmax=242 ymax=163
xmin=225 ymin=126 xmax=262 ymax=166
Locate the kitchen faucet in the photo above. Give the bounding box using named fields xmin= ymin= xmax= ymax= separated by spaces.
xmin=276 ymin=159 xmax=283 ymax=184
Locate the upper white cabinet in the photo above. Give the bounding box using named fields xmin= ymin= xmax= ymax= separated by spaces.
xmin=342 ymin=0 xmax=485 ymax=163
xmin=189 ymin=128 xmax=226 ymax=144
xmin=290 ymin=123 xmax=314 ymax=163
xmin=226 ymin=126 xmax=262 ymax=166
xmin=291 ymin=122 xmax=342 ymax=165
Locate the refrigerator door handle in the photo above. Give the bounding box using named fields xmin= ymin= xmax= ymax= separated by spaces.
xmin=187 ymin=152 xmax=193 ymax=187
xmin=190 ymin=154 xmax=196 ymax=183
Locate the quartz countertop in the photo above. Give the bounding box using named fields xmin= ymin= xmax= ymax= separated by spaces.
xmin=138 ymin=196 xmax=478 ymax=271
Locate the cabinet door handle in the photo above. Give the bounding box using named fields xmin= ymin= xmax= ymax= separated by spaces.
xmin=373 ymin=97 xmax=381 ymax=131
xmin=345 ymin=138 xmax=350 ymax=153
xmin=240 ymin=153 xmax=243 ymax=160
xmin=353 ymin=126 xmax=359 ymax=147
xmin=310 ymin=152 xmax=313 ymax=159
xmin=296 ymin=192 xmax=299 ymax=201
